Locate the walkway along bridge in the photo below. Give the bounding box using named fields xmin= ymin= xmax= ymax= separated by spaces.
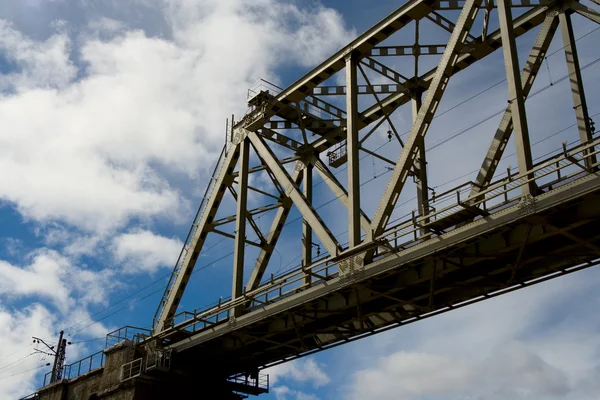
xmin=34 ymin=0 xmax=600 ymax=398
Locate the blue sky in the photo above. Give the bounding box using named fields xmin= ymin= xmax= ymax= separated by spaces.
xmin=0 ymin=0 xmax=599 ymax=399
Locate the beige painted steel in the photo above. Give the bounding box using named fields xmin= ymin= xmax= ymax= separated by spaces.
xmin=369 ymin=0 xmax=482 ymax=245
xmin=470 ymin=14 xmax=559 ymax=197
xmin=302 ymin=164 xmax=313 ymax=286
xmin=346 ymin=52 xmax=362 ymax=248
xmin=312 ymin=157 xmax=372 ymax=232
xmin=498 ymin=0 xmax=535 ymax=195
xmin=559 ymin=11 xmax=597 ymax=168
xmin=168 ymin=173 xmax=600 ymax=353
xmin=154 ymin=142 xmax=241 ymax=333
xmin=247 ymin=130 xmax=341 ymax=259
xmin=232 ymin=138 xmax=250 ymax=317
xmin=570 ymin=1 xmax=600 ymax=24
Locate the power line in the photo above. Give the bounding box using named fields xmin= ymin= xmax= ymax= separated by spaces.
xmin=70 ymin=250 xmax=236 ymax=336
xmin=56 ymin=23 xmax=600 ymax=342
xmin=0 ymin=343 xmax=32 ymax=363
xmin=0 ymin=363 xmax=50 ymax=382
xmin=0 ymin=352 xmax=34 ymax=373
xmin=62 ymin=236 xmax=228 ymax=335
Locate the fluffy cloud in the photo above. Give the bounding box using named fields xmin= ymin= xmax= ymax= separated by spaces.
xmin=273 ymin=386 xmax=321 ymax=400
xmin=0 ymin=1 xmax=353 ymax=398
xmin=111 ymin=229 xmax=182 ymax=274
xmin=345 ymin=269 xmax=600 ymax=400
xmin=267 ymin=358 xmax=331 ymax=389
xmin=0 ymin=249 xmax=113 ymax=311
xmin=0 ymin=305 xmax=55 ymax=400
xmin=0 ymin=0 xmax=353 ymax=233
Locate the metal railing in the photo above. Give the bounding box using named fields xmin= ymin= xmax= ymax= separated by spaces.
xmin=158 ymin=137 xmax=599 ymax=337
xmin=145 ymin=348 xmax=172 ymax=372
xmin=43 ymin=350 xmax=105 ymax=386
xmin=121 ymin=358 xmax=143 ymax=381
xmin=229 ymin=372 xmax=269 ymax=391
xmin=105 ymin=326 xmax=151 ymax=348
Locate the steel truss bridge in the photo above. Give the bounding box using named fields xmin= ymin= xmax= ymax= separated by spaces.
xmin=37 ymin=0 xmax=600 ymax=398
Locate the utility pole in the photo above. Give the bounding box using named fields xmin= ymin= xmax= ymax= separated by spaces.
xmin=33 ymin=330 xmax=69 ymax=383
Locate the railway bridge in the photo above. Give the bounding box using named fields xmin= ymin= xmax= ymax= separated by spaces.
xmin=31 ymin=0 xmax=600 ymax=398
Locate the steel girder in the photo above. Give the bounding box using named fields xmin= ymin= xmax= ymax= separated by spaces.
xmin=153 ymin=0 xmax=597 ymax=335
xmin=368 ymin=0 xmax=483 ymax=251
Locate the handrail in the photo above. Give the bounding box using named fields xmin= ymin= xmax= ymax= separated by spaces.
xmin=155 ymin=137 xmax=600 ymax=337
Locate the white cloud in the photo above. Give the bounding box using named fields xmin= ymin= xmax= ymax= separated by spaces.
xmin=0 ymin=249 xmax=113 ymax=311
xmin=0 ymin=2 xmax=353 ymax=397
xmin=0 ymin=0 xmax=353 ymax=233
xmin=344 ymin=269 xmax=600 ymax=400
xmin=0 ymin=20 xmax=76 ymax=91
xmin=273 ymin=385 xmax=321 ymax=400
xmin=111 ymin=229 xmax=182 ymax=274
xmin=267 ymin=358 xmax=331 ymax=389
xmin=0 ymin=304 xmax=55 ymax=400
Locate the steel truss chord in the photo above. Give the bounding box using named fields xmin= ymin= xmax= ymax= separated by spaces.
xmin=434 ymin=0 xmax=552 ymax=9
xmin=569 ymin=2 xmax=600 ymax=24
xmin=154 ymin=141 xmax=242 ymax=333
xmin=469 ymin=13 xmax=559 ymax=198
xmin=368 ymin=0 xmax=483 ymax=255
xmin=311 ymin=3 xmax=559 ymax=155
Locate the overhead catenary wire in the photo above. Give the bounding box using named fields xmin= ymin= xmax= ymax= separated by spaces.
xmin=0 ymin=352 xmax=34 ymax=373
xmin=0 ymin=343 xmax=32 ymax=363
xmin=0 ymin=363 xmax=49 ymax=382
xmin=58 ymin=22 xmax=600 ymax=343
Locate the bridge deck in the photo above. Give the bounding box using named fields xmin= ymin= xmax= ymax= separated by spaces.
xmin=152 ymin=138 xmax=600 ymax=377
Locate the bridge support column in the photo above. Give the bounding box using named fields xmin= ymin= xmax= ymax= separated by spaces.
xmin=412 ymin=89 xmax=430 ymax=236
xmin=559 ymin=11 xmax=597 ymax=169
xmin=346 ymin=51 xmax=362 ymax=249
xmin=497 ymin=0 xmax=535 ymax=195
xmin=232 ymin=137 xmax=249 ymax=317
xmin=302 ymin=163 xmax=313 ymax=286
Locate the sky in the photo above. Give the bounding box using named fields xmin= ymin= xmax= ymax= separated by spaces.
xmin=0 ymin=0 xmax=599 ymax=399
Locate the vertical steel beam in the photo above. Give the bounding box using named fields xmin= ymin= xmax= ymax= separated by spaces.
xmin=346 ymin=52 xmax=362 ymax=248
xmin=498 ymin=0 xmax=535 ymax=195
xmin=302 ymin=164 xmax=313 ymax=286
xmin=232 ymin=138 xmax=250 ymax=317
xmin=559 ymin=11 xmax=596 ymax=169
xmin=470 ymin=14 xmax=558 ymax=197
xmin=369 ymin=0 xmax=482 ymax=245
xmin=412 ymin=90 xmax=430 ymax=235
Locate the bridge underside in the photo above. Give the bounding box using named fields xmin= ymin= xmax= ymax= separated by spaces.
xmin=168 ymin=171 xmax=600 ymax=378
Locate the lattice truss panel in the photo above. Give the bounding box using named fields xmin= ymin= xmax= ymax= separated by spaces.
xmin=153 ymin=0 xmax=600 ymax=333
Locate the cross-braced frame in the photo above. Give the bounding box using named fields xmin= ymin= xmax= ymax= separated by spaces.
xmin=153 ymin=0 xmax=600 ymax=334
